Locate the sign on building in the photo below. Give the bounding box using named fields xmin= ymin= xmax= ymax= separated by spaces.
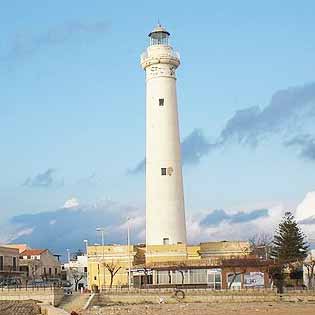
xmin=244 ymin=272 xmax=264 ymax=288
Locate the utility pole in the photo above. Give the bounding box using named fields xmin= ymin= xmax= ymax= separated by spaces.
xmin=96 ymin=227 xmax=106 ymax=290
xmin=83 ymin=239 xmax=88 ymax=256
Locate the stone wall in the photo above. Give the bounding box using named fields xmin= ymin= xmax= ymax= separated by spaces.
xmin=0 ymin=287 xmax=64 ymax=306
xmin=94 ymin=289 xmax=279 ymax=305
xmin=92 ymin=289 xmax=315 ymax=305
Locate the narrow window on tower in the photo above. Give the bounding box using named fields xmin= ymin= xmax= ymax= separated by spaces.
xmin=159 ymin=98 xmax=164 ymax=106
xmin=161 ymin=168 xmax=167 ymax=176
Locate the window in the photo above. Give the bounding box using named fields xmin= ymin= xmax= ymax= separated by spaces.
xmin=13 ymin=257 xmax=17 ymax=271
xmin=94 ymin=276 xmax=97 ymax=281
xmin=227 ymin=273 xmax=242 ymax=289
xmin=172 ymin=270 xmax=188 ymax=284
xmin=157 ymin=271 xmax=171 ymax=284
xmin=159 ymin=98 xmax=164 ymax=106
xmin=207 ymin=269 xmax=222 ymax=289
xmin=55 ymin=268 xmax=58 ymax=275
xmin=49 ymin=268 xmax=52 ymax=275
xmin=84 ymin=267 xmax=88 ymax=273
xmin=161 ymin=168 xmax=167 ymax=176
xmin=163 ymin=238 xmax=169 ymax=245
xmin=0 ymin=256 xmax=3 ymax=271
xmin=190 ymin=269 xmax=207 ymax=284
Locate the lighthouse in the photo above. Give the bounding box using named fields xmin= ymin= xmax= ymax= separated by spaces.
xmin=141 ymin=25 xmax=187 ymax=246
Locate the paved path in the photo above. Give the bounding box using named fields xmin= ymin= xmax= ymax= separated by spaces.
xmin=59 ymin=293 xmax=91 ymax=313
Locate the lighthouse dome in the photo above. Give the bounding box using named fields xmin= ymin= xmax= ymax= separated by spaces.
xmin=148 ymin=24 xmax=170 ymax=45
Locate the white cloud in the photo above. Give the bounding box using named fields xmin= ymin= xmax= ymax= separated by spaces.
xmin=186 ymin=192 xmax=315 ymax=245
xmin=295 ymin=191 xmax=315 ymax=221
xmin=295 ymin=191 xmax=315 ymax=241
xmin=63 ymin=198 xmax=79 ymax=209
xmin=0 ymin=227 xmax=34 ymax=244
xmin=187 ymin=204 xmax=285 ymax=244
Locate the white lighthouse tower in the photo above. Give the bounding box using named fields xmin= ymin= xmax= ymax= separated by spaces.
xmin=141 ymin=25 xmax=187 ymax=245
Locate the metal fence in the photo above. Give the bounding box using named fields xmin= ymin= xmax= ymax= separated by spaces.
xmin=0 ymin=284 xmax=63 ymax=291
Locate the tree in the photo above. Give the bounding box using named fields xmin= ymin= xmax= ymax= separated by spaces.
xmin=70 ymin=268 xmax=85 ymax=291
xmin=271 ymin=212 xmax=309 ymax=262
xmin=267 ymin=264 xmax=285 ymax=293
xmin=249 ymin=233 xmax=273 ymax=260
xmin=103 ymin=261 xmax=121 ymax=288
xmin=221 ymin=258 xmax=252 ymax=289
xmin=177 ymin=262 xmax=188 ymax=285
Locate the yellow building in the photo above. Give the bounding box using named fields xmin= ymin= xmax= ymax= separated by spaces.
xmin=87 ymin=244 xmax=145 ymax=289
xmin=199 ymin=241 xmax=250 ymax=259
xmin=87 ymin=241 xmax=250 ymax=289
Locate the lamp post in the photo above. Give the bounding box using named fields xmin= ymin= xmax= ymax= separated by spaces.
xmin=127 ymin=217 xmax=131 ymax=290
xmin=66 ymin=248 xmax=70 ymax=263
xmin=96 ymin=227 xmax=106 ymax=290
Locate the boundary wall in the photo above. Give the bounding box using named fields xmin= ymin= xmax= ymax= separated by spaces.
xmin=0 ymin=287 xmax=64 ymax=306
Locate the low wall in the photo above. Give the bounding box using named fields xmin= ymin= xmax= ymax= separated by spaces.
xmin=0 ymin=287 xmax=64 ymax=307
xmin=40 ymin=303 xmax=70 ymax=315
xmin=93 ymin=289 xmax=315 ymax=305
xmin=279 ymin=290 xmax=315 ymax=303
xmin=95 ymin=289 xmax=279 ymax=305
xmin=100 ymin=287 xmax=276 ymax=295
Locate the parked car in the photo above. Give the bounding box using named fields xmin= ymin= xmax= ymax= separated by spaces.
xmin=46 ymin=278 xmax=62 ymax=286
xmin=61 ymin=280 xmax=73 ymax=294
xmin=28 ymin=279 xmax=47 ymax=287
xmin=28 ymin=278 xmax=63 ymax=287
xmin=0 ymin=278 xmax=22 ymax=288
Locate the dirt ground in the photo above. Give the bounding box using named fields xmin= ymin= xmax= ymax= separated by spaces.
xmin=0 ymin=301 xmax=40 ymax=315
xmin=81 ymin=302 xmax=315 ymax=315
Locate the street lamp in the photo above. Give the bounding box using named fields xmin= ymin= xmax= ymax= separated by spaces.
xmin=127 ymin=217 xmax=131 ymax=290
xmin=66 ymin=248 xmax=71 ymax=263
xmin=96 ymin=227 xmax=106 ymax=289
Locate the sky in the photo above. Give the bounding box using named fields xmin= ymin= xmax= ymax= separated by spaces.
xmin=1 ymin=1 xmax=315 ymax=248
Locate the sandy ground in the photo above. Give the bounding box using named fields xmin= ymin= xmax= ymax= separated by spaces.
xmin=0 ymin=301 xmax=40 ymax=315
xmin=81 ymin=302 xmax=315 ymax=315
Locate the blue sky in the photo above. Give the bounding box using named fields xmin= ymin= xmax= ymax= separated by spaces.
xmin=1 ymin=0 xmax=315 ymax=233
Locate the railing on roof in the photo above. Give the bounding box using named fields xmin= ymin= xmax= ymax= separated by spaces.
xmin=140 ymin=50 xmax=180 ymax=63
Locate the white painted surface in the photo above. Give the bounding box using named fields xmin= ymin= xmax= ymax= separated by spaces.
xmin=63 ymin=255 xmax=88 ymax=289
xmin=141 ymin=26 xmax=187 ymax=245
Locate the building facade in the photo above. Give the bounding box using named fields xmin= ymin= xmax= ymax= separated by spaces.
xmin=87 ymin=244 xmax=145 ymax=289
xmin=141 ymin=25 xmax=187 ymax=246
xmin=62 ymin=255 xmax=88 ymax=291
xmin=19 ymin=249 xmax=61 ymax=280
xmin=86 ymin=241 xmax=262 ymax=289
xmin=2 ymin=244 xmax=29 ymax=254
xmin=0 ymin=246 xmax=20 ymax=279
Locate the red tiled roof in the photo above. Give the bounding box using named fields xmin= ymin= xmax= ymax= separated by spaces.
xmin=20 ymin=249 xmax=47 ymax=256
